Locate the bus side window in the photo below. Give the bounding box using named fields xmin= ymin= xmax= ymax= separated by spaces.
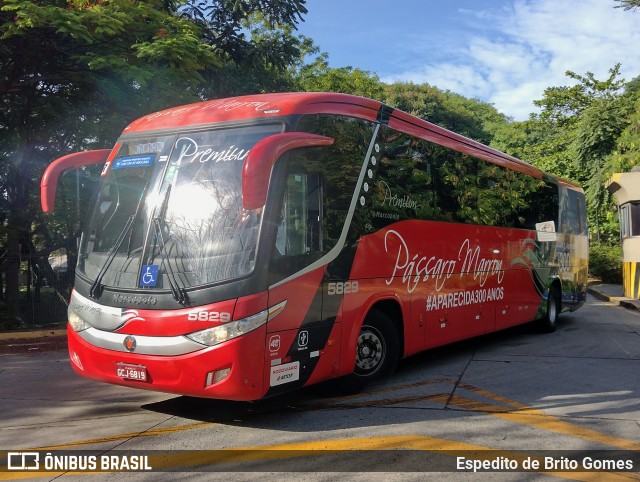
xmin=559 ymin=187 xmax=586 ymax=236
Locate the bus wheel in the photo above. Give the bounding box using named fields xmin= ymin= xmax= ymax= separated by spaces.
xmin=540 ymin=287 xmax=560 ymax=333
xmin=336 ymin=310 xmax=400 ymax=393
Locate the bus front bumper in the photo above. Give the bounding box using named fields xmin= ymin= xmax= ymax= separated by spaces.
xmin=66 ymin=324 xmax=267 ymax=401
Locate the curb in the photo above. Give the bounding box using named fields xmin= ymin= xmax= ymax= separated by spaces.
xmin=0 ymin=328 xmax=67 ymax=341
xmin=587 ymin=287 xmax=611 ymax=302
xmin=586 ymin=286 xmax=640 ymax=311
xmin=619 ymin=301 xmax=640 ymax=310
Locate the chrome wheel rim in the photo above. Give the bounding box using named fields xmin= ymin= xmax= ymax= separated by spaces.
xmin=355 ymin=326 xmax=385 ymax=375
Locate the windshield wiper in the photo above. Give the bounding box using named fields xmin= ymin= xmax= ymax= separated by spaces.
xmin=152 ymin=218 xmax=189 ymax=305
xmin=89 ymin=179 xmax=150 ymax=299
xmin=89 ymin=215 xmax=134 ymax=298
xmin=150 ymin=184 xmax=188 ymax=305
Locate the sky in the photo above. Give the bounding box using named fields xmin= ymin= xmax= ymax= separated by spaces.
xmin=294 ymin=0 xmax=640 ymax=121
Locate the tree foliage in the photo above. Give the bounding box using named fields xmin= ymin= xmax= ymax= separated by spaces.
xmin=609 ymin=77 xmax=640 ymax=173
xmin=615 ymin=0 xmax=640 ymax=10
xmin=0 ymin=0 xmax=309 ymax=326
xmin=295 ymin=52 xmax=385 ymax=100
xmin=190 ymin=1 xmax=312 ymax=98
xmin=383 ymin=82 xmax=507 ymax=144
xmin=492 ymin=65 xmax=640 ymax=244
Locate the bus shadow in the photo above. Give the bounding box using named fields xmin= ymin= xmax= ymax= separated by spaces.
xmin=143 ymin=312 xmax=640 ymax=432
xmin=141 ymin=389 xmax=319 ymax=425
xmin=141 ymin=319 xmax=580 ymax=430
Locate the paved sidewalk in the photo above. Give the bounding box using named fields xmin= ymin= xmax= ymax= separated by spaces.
xmin=587 ymin=283 xmax=640 ymax=310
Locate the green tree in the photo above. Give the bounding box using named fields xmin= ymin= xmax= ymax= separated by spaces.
xmin=493 ymin=66 xmax=632 ymax=243
xmin=0 ymin=0 xmax=219 ymax=325
xmin=296 ymin=52 xmax=386 ymax=100
xmin=609 ymin=77 xmax=640 ymax=173
xmin=0 ymin=0 xmax=310 ymax=326
xmin=188 ymin=1 xmax=312 ymax=97
xmin=384 ymin=81 xmax=507 ymax=143
xmin=615 ymin=0 xmax=640 ymax=9
xmin=573 ymin=94 xmax=632 ymax=241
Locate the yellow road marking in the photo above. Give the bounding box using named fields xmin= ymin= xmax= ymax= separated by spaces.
xmin=453 ymin=384 xmax=640 ymax=451
xmin=2 ymin=379 xmax=639 ymax=479
xmin=494 ymin=408 xmax=640 ymax=451
xmin=317 ymin=380 xmax=640 ymax=452
xmin=143 ymin=435 xmax=638 ymax=481
xmin=23 ymin=422 xmax=214 ymax=451
xmin=2 ymin=435 xmax=637 ymax=481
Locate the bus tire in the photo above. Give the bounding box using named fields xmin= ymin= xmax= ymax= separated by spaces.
xmin=336 ymin=309 xmax=400 ymax=392
xmin=540 ymin=287 xmax=560 ymax=333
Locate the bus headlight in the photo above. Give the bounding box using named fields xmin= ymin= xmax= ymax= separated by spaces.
xmin=68 ymin=308 xmax=91 ymax=332
xmin=185 ymin=300 xmax=286 ymax=347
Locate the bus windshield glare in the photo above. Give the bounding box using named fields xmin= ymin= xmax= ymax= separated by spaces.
xmin=78 ymin=124 xmax=283 ymax=293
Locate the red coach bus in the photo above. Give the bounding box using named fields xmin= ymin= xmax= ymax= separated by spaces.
xmin=41 ymin=93 xmax=588 ymax=400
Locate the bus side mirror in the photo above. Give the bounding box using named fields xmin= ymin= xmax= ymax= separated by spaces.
xmin=242 ymin=132 xmax=334 ymax=210
xmin=41 ymin=149 xmax=112 ymax=213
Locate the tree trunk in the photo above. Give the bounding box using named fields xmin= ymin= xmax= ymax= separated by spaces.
xmin=4 ymin=228 xmax=21 ymax=322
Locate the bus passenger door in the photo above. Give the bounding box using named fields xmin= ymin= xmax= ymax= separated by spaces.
xmin=265 ymin=166 xmax=342 ymax=394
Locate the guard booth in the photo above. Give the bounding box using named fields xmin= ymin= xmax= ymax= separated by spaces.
xmin=606 ymin=172 xmax=640 ymax=298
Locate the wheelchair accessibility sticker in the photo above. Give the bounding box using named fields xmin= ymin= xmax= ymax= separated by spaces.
xmin=139 ymin=265 xmax=159 ymax=287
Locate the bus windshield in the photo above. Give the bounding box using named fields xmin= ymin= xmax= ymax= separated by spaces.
xmin=77 ymin=124 xmax=283 ymax=293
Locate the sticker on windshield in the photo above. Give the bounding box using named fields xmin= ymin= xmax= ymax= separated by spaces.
xmin=139 ymin=265 xmax=159 ymax=287
xmin=113 ymin=154 xmax=154 ymax=170
xmin=134 ymin=141 xmax=165 ymax=154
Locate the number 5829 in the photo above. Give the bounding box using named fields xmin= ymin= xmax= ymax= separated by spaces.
xmin=327 ymin=281 xmax=359 ymax=296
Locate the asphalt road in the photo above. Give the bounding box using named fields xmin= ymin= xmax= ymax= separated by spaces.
xmin=1 ymin=294 xmax=640 ymax=481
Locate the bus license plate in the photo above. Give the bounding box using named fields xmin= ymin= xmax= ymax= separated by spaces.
xmin=116 ymin=363 xmax=147 ymax=381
